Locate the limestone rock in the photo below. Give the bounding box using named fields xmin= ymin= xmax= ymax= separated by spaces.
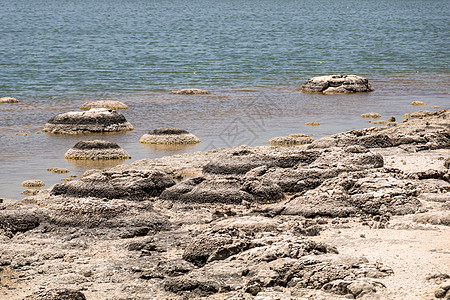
xmin=140 ymin=128 xmax=200 ymax=144
xmin=301 ymin=75 xmax=374 ymax=94
xmin=43 ymin=108 xmax=134 ymax=134
xmin=64 ymin=140 xmax=131 ymax=160
xmin=79 ymin=100 xmax=129 ymax=110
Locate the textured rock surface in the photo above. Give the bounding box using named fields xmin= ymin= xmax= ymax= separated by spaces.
xmin=140 ymin=128 xmax=200 ymax=144
xmin=64 ymin=140 xmax=131 ymax=160
xmin=79 ymin=100 xmax=129 ymax=110
xmin=301 ymin=75 xmax=374 ymax=94
xmin=21 ymin=180 xmax=45 ymax=188
xmin=269 ymin=134 xmax=314 ymax=146
xmin=43 ymin=108 xmax=134 ymax=134
xmin=1 ymin=110 xmax=449 ymax=300
xmin=170 ymin=88 xmax=210 ymax=95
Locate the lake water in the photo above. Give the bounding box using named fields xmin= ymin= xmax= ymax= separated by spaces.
xmin=0 ymin=0 xmax=449 ymax=199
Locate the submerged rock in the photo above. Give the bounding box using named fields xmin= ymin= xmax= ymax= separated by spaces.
xmin=269 ymin=134 xmax=314 ymax=146
xmin=43 ymin=108 xmax=134 ymax=134
xmin=79 ymin=100 xmax=129 ymax=110
xmin=410 ymin=101 xmax=427 ymax=106
xmin=0 ymin=97 xmax=19 ymax=103
xmin=21 ymin=180 xmax=45 ymax=188
xmin=301 ymin=75 xmax=374 ymax=94
xmin=140 ymin=128 xmax=200 ymax=144
xmin=46 ymin=167 xmax=70 ymax=174
xmin=361 ymin=112 xmax=381 ymax=119
xmin=170 ymin=88 xmax=210 ymax=95
xmin=64 ymin=140 xmax=131 ymax=160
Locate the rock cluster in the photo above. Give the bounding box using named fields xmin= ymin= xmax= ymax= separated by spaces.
xmin=43 ymin=108 xmax=134 ymax=134
xmin=1 ymin=109 xmax=449 ymax=299
xmin=139 ymin=128 xmax=200 ymax=144
xmin=269 ymin=134 xmax=314 ymax=146
xmin=301 ymin=75 xmax=374 ymax=94
xmin=64 ymin=140 xmax=131 ymax=160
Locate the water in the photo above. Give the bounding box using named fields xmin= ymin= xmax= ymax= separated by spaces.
xmin=0 ymin=0 xmax=449 ymax=199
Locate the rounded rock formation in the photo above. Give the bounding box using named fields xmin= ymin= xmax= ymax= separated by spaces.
xmin=0 ymin=97 xmax=19 ymax=103
xmin=21 ymin=180 xmax=45 ymax=188
xmin=43 ymin=108 xmax=134 ymax=134
xmin=269 ymin=134 xmax=314 ymax=146
xmin=170 ymin=88 xmax=210 ymax=95
xmin=301 ymin=75 xmax=374 ymax=94
xmin=64 ymin=140 xmax=131 ymax=160
xmin=361 ymin=112 xmax=381 ymax=119
xmin=139 ymin=128 xmax=200 ymax=144
xmin=79 ymin=100 xmax=129 ymax=110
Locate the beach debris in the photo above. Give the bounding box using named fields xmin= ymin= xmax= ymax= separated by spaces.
xmin=64 ymin=140 xmax=131 ymax=160
xmin=139 ymin=128 xmax=200 ymax=144
xmin=21 ymin=180 xmax=45 ymax=188
xmin=269 ymin=134 xmax=314 ymax=145
xmin=43 ymin=108 xmax=134 ymax=134
xmin=301 ymin=75 xmax=374 ymax=94
xmin=79 ymin=100 xmax=129 ymax=110
xmin=0 ymin=97 xmax=19 ymax=103
xmin=170 ymin=88 xmax=210 ymax=95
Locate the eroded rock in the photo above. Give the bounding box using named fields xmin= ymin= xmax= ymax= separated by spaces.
xmin=64 ymin=140 xmax=131 ymax=160
xmin=301 ymin=75 xmax=374 ymax=94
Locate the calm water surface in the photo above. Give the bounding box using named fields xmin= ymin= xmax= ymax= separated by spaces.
xmin=0 ymin=0 xmax=449 ymax=199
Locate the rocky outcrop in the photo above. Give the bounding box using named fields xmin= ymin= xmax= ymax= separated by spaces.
xmin=170 ymin=88 xmax=210 ymax=95
xmin=51 ymin=169 xmax=176 ymax=200
xmin=79 ymin=100 xmax=129 ymax=110
xmin=140 ymin=128 xmax=200 ymax=144
xmin=301 ymin=75 xmax=374 ymax=94
xmin=64 ymin=140 xmax=131 ymax=160
xmin=43 ymin=108 xmax=134 ymax=134
xmin=21 ymin=179 xmax=45 ymax=188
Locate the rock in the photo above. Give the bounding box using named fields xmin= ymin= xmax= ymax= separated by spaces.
xmin=410 ymin=101 xmax=427 ymax=106
xmin=301 ymin=75 xmax=374 ymax=94
xmin=21 ymin=189 xmax=40 ymax=196
xmin=432 ymin=105 xmax=441 ymax=109
xmin=79 ymin=100 xmax=129 ymax=110
xmin=361 ymin=113 xmax=381 ymax=119
xmin=372 ymin=120 xmax=389 ymax=125
xmin=388 ymin=116 xmax=396 ymax=122
xmin=403 ymin=110 xmax=437 ymax=119
xmin=21 ymin=180 xmax=45 ymax=188
xmin=413 ymin=212 xmax=450 ymax=226
xmin=269 ymin=134 xmax=314 ymax=146
xmin=139 ymin=128 xmax=200 ymax=144
xmin=23 ymin=288 xmax=86 ymax=300
xmin=51 ymin=169 xmax=176 ymax=200
xmin=64 ymin=140 xmax=131 ymax=160
xmin=305 ymin=122 xmax=320 ymax=126
xmin=46 ymin=167 xmax=70 ymax=174
xmin=43 ymin=108 xmax=134 ymax=134
xmin=170 ymin=88 xmax=210 ymax=95
xmin=0 ymin=97 xmax=19 ymax=103
xmin=444 ymin=157 xmax=450 ymax=169
xmin=0 ymin=210 xmax=40 ymax=235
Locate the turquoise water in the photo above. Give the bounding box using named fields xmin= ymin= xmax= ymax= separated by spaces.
xmin=0 ymin=0 xmax=449 ymax=199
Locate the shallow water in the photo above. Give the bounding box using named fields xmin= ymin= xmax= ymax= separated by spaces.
xmin=0 ymin=0 xmax=449 ymax=199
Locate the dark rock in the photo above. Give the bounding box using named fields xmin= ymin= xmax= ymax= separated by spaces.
xmin=43 ymin=108 xmax=134 ymax=134
xmin=51 ymin=169 xmax=176 ymax=200
xmin=0 ymin=210 xmax=41 ymax=235
xmin=23 ymin=289 xmax=86 ymax=300
xmin=64 ymin=140 xmax=131 ymax=160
